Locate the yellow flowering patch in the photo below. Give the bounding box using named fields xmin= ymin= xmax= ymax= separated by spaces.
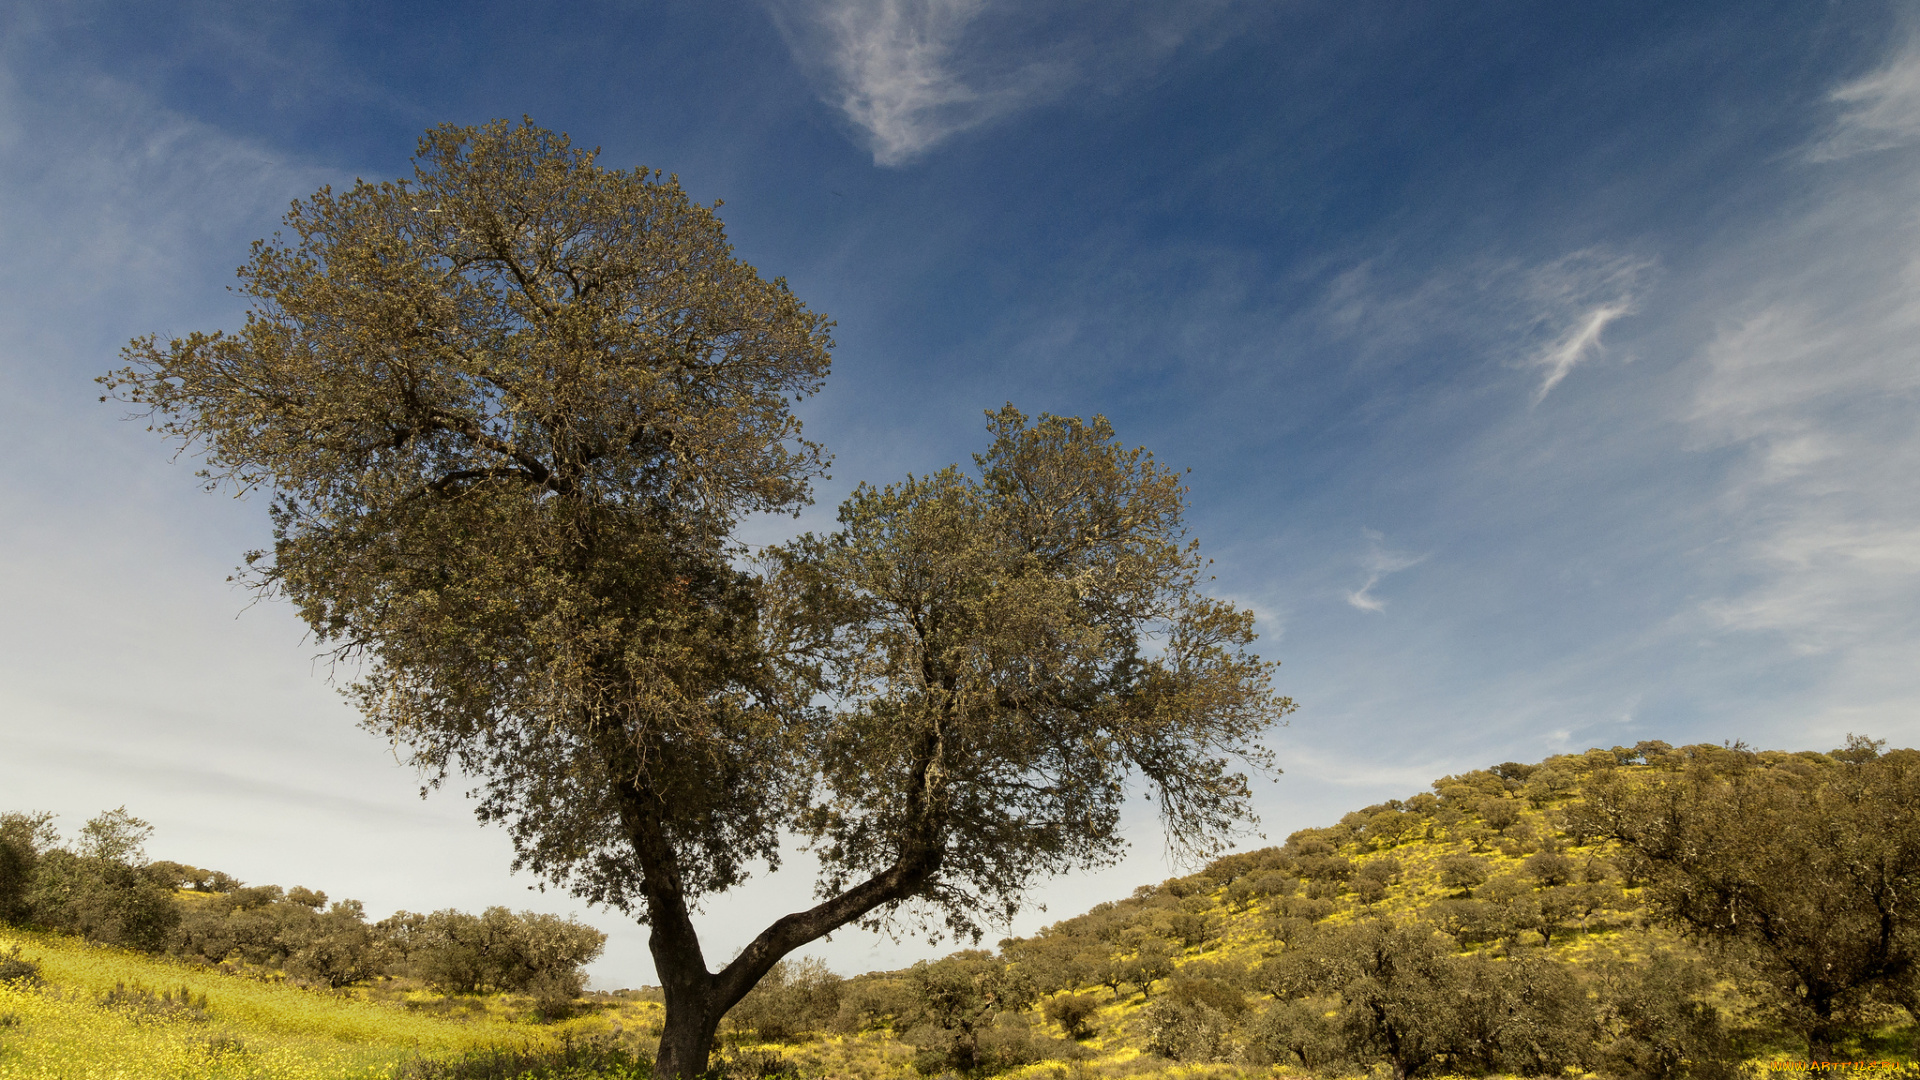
xmin=0 ymin=931 xmax=557 ymax=1080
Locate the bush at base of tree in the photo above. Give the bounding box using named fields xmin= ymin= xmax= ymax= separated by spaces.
xmin=724 ymin=957 xmax=842 ymax=1043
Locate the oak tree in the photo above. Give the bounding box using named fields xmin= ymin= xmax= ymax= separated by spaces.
xmin=105 ymin=120 xmax=1289 ymax=1076
xmin=1580 ymin=740 xmax=1920 ymax=1062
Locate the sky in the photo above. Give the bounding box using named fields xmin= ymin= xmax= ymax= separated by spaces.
xmin=3 ymin=0 xmax=1918 ymax=989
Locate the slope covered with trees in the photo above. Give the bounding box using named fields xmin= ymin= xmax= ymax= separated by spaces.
xmin=706 ymin=738 xmax=1920 ymax=1078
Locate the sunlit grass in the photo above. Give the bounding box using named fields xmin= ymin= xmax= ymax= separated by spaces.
xmin=0 ymin=929 xmax=592 ymax=1080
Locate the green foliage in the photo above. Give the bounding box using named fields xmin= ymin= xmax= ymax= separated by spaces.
xmin=722 ymin=957 xmax=842 ymax=1043
xmin=900 ymin=950 xmax=1040 ymax=1075
xmin=772 ymin=407 xmax=1291 ymax=943
xmin=27 ymin=850 xmax=181 ymax=951
xmin=0 ymin=812 xmax=50 ymax=925
xmin=76 ymin=806 xmax=153 ymax=864
xmin=1041 ymin=992 xmax=1098 ymax=1039
xmin=381 ymin=907 xmax=606 ymax=1013
xmin=1581 ymin=740 xmax=1920 ymax=1059
xmin=170 ymin=883 xmax=393 ymax=990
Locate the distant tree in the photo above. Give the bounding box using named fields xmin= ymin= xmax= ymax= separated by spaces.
xmin=106 ymin=119 xmax=1287 ymax=1076
xmin=1125 ymin=937 xmax=1180 ymax=998
xmin=381 ymin=906 xmax=605 ymax=1000
xmin=1437 ymin=853 xmax=1490 ymax=895
xmin=724 ymin=956 xmax=843 ymax=1042
xmin=75 ymin=807 xmax=152 ymax=865
xmin=1580 ymin=742 xmax=1920 ymax=1061
xmin=1042 ymin=991 xmax=1099 ymax=1039
xmin=26 ymin=809 xmax=178 ymax=951
xmin=903 ymin=950 xmax=1038 ymax=1075
xmin=282 ymin=898 xmax=382 ymax=989
xmin=0 ymin=812 xmax=56 ymax=925
xmin=1589 ymin=950 xmax=1737 ymax=1080
xmin=1275 ymin=919 xmax=1586 ymax=1079
xmin=143 ymin=861 xmax=221 ymax=891
xmin=1243 ymin=996 xmax=1345 ymax=1072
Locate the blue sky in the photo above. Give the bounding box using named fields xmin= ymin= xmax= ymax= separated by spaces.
xmin=4 ymin=1 xmax=1918 ymax=987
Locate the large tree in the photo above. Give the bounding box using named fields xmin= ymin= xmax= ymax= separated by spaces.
xmin=1580 ymin=740 xmax=1920 ymax=1062
xmin=104 ymin=120 xmax=1289 ymax=1076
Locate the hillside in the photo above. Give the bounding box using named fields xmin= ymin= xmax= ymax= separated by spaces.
xmin=715 ymin=740 xmax=1920 ymax=1078
xmin=7 ymin=741 xmax=1917 ymax=1079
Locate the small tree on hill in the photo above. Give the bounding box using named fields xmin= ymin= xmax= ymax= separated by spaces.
xmin=106 ymin=121 xmax=1291 ymax=1077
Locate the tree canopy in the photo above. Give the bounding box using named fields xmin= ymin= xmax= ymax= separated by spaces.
xmin=1579 ymin=738 xmax=1920 ymax=1060
xmin=104 ymin=120 xmax=1289 ymax=1076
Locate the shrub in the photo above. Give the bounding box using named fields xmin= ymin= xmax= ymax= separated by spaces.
xmin=96 ymin=981 xmax=210 ymax=1024
xmin=0 ymin=943 xmax=42 ymax=987
xmin=725 ymin=957 xmax=841 ymax=1043
xmin=27 ymin=851 xmax=180 ymax=951
xmin=1042 ymin=992 xmax=1098 ymax=1039
xmin=1141 ymin=997 xmax=1233 ymax=1062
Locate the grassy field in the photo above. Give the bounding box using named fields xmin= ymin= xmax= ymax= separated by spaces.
xmin=0 ymin=928 xmax=662 ymax=1080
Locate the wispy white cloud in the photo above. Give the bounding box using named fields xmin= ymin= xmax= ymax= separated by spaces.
xmin=767 ymin=0 xmax=1240 ymax=165
xmin=1517 ymin=250 xmax=1652 ymax=402
xmin=1529 ymin=301 xmax=1631 ymax=402
xmin=1309 ymin=246 xmax=1653 ymax=401
xmin=1346 ymin=528 xmax=1428 ymax=613
xmin=1676 ymin=36 xmax=1920 ymax=727
xmin=773 ymin=0 xmax=1008 ymax=166
xmin=1809 ymin=27 xmax=1920 ymax=161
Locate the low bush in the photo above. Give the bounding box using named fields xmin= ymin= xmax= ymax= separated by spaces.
xmin=0 ymin=942 xmax=43 ymax=987
xmin=96 ymin=979 xmax=211 ymax=1023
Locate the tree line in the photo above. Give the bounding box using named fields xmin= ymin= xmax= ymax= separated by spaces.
xmin=0 ymin=808 xmax=603 ymax=1017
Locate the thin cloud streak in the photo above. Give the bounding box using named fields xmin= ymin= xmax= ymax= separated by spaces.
xmin=767 ymin=0 xmax=1240 ymax=165
xmin=1519 ymin=250 xmax=1652 ymax=402
xmin=1810 ymin=26 xmax=1920 ymax=161
xmin=1532 ymin=301 xmax=1631 ymax=402
xmin=1346 ymin=528 xmax=1427 ymax=613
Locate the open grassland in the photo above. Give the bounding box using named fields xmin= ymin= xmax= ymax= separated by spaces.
xmin=0 ymin=929 xmax=662 ymax=1080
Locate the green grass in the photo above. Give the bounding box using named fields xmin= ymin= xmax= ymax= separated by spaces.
xmin=0 ymin=928 xmax=647 ymax=1080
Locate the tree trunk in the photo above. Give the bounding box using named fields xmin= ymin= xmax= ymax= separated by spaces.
xmin=1807 ymin=1023 xmax=1841 ymax=1066
xmin=1802 ymin=990 xmax=1843 ymax=1066
xmin=655 ymin=987 xmax=724 ymax=1079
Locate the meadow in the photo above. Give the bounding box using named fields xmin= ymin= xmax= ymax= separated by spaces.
xmin=0 ymin=928 xmax=659 ymax=1080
